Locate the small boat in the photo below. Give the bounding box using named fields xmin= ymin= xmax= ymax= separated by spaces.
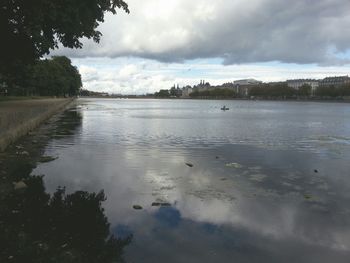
xmin=221 ymin=106 xmax=229 ymax=111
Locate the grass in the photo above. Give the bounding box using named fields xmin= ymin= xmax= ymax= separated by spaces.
xmin=0 ymin=96 xmax=55 ymax=102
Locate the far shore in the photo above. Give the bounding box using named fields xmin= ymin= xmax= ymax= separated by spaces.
xmin=78 ymin=95 xmax=350 ymax=103
xmin=4 ymin=95 xmax=348 ymax=105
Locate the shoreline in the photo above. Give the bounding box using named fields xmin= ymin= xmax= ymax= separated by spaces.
xmin=79 ymin=96 xmax=350 ymax=103
xmin=0 ymin=98 xmax=74 ymax=151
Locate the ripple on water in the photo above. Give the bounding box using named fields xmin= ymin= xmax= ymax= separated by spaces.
xmin=29 ymin=99 xmax=350 ymax=263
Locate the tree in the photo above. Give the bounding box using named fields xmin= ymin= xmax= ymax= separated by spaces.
xmin=298 ymin=84 xmax=312 ymax=97
xmin=51 ymin=56 xmax=82 ymax=96
xmin=249 ymin=83 xmax=297 ymax=98
xmin=0 ymin=176 xmax=132 ymax=263
xmin=155 ymin=89 xmax=170 ymax=98
xmin=169 ymin=87 xmax=176 ymax=96
xmin=315 ymin=85 xmax=350 ymax=98
xmin=189 ymin=88 xmax=237 ymax=98
xmin=20 ymin=56 xmax=82 ymax=96
xmin=0 ymin=0 xmax=129 ymax=82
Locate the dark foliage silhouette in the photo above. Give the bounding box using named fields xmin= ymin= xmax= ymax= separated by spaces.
xmin=0 ymin=176 xmax=131 ymax=263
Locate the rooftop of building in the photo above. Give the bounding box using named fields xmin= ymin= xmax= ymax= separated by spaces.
xmin=321 ymin=75 xmax=350 ymax=81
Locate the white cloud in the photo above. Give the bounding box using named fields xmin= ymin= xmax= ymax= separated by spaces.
xmin=79 ymin=66 xmax=99 ymax=82
xmin=54 ymin=0 xmax=350 ymax=94
xmin=74 ymin=57 xmax=350 ymax=95
xmin=56 ymin=0 xmax=350 ymax=65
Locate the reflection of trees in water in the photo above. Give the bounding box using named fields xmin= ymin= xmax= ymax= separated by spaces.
xmin=0 ymin=175 xmax=131 ymax=262
xmin=51 ymin=109 xmax=83 ymax=138
xmin=0 ymin=107 xmax=84 ymax=182
xmin=0 ymin=107 xmax=131 ymax=262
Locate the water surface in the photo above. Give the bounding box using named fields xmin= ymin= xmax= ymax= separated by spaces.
xmin=33 ymin=99 xmax=350 ymax=262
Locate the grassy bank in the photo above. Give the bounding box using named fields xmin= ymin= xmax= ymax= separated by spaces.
xmin=0 ymin=96 xmax=60 ymax=102
xmin=0 ymin=98 xmax=74 ymax=151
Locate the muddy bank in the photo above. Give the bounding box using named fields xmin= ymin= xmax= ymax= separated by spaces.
xmin=0 ymin=98 xmax=73 ymax=151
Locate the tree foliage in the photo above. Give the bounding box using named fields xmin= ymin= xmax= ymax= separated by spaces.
xmin=0 ymin=176 xmax=131 ymax=263
xmin=315 ymin=85 xmax=350 ymax=98
xmin=190 ymin=88 xmax=237 ymax=98
xmin=249 ymin=83 xmax=296 ymax=98
xmin=154 ymin=89 xmax=170 ymax=98
xmin=9 ymin=56 xmax=82 ymax=96
xmin=298 ymin=84 xmax=312 ymax=97
xmin=0 ymin=0 xmax=129 ymax=68
xmin=0 ymin=0 xmax=129 ymax=93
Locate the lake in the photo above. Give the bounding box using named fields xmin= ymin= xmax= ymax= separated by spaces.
xmin=31 ymin=98 xmax=350 ymax=262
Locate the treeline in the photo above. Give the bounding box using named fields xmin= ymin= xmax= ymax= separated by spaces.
xmin=2 ymin=56 xmax=82 ymax=97
xmin=80 ymin=89 xmax=107 ymax=97
xmin=315 ymin=85 xmax=350 ymax=98
xmin=154 ymin=89 xmax=170 ymax=98
xmin=190 ymin=88 xmax=237 ymax=99
xmin=0 ymin=0 xmax=129 ymax=97
xmin=250 ymin=83 xmax=302 ymax=99
xmin=250 ymin=83 xmax=350 ymax=99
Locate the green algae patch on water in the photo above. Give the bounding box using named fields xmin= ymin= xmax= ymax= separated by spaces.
xmin=304 ymin=194 xmax=313 ymax=200
xmin=225 ymin=162 xmax=243 ymax=168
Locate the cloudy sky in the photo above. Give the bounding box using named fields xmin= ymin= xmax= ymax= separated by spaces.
xmin=55 ymin=0 xmax=350 ymax=94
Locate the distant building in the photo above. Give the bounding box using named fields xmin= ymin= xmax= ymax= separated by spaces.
xmin=233 ymin=79 xmax=263 ymax=97
xmin=287 ymin=79 xmax=319 ymax=89
xmin=175 ymin=87 xmax=182 ymax=97
xmin=268 ymin=81 xmax=287 ymax=86
xmin=170 ymin=84 xmax=183 ymax=97
xmin=194 ymin=80 xmax=211 ymax=91
xmin=319 ymin=76 xmax=350 ymax=87
xmin=182 ymin=86 xmax=193 ymax=97
xmin=220 ymin=82 xmax=235 ymax=88
xmin=233 ymin=79 xmax=262 ymax=86
xmin=287 ymin=79 xmax=319 ymax=95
